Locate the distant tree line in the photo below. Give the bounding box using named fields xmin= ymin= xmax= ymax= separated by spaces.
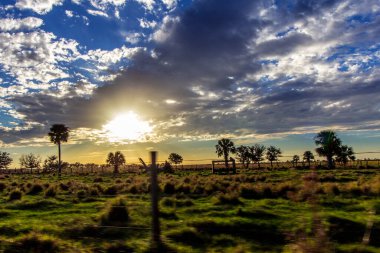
xmin=0 ymin=129 xmax=359 ymax=172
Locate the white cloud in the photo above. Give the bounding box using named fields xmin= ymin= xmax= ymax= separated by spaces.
xmin=15 ymin=0 xmax=64 ymax=14
xmin=81 ymin=46 xmax=141 ymax=69
xmin=0 ymin=17 xmax=43 ymax=31
xmin=138 ymin=18 xmax=157 ymax=28
xmin=0 ymin=31 xmax=80 ymax=86
xmin=87 ymin=9 xmax=109 ymax=18
xmin=65 ymin=10 xmax=74 ymax=17
xmin=135 ymin=0 xmax=155 ymax=11
xmin=152 ymin=15 xmax=180 ymax=42
xmin=162 ymin=0 xmax=176 ymax=9
xmin=125 ymin=32 xmax=142 ymax=44
xmin=89 ymin=0 xmax=126 ymax=11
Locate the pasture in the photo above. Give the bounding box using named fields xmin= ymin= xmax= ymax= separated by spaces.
xmin=0 ymin=167 xmax=379 ymax=253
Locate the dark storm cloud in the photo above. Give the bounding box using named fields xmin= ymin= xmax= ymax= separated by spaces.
xmin=3 ymin=0 xmax=380 ymax=143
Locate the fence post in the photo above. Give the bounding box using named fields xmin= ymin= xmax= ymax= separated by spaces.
xmin=150 ymin=151 xmax=161 ymax=250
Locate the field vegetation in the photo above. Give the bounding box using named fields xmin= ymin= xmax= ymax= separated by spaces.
xmin=0 ymin=166 xmax=379 ymax=253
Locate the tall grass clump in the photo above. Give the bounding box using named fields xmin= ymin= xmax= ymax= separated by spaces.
xmin=44 ymin=186 xmax=57 ymax=198
xmin=100 ymin=198 xmax=129 ymax=226
xmin=28 ymin=184 xmax=44 ymax=195
xmin=9 ymin=189 xmax=22 ymax=201
xmin=4 ymin=233 xmax=60 ymax=253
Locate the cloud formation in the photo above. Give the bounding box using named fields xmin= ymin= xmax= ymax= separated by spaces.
xmin=2 ymin=0 xmax=380 ymax=145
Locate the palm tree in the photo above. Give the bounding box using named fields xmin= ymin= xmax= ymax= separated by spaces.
xmin=292 ymin=155 xmax=300 ymax=167
xmin=314 ymin=130 xmax=341 ymax=169
xmin=215 ymin=138 xmax=236 ymax=168
xmin=336 ymin=145 xmax=355 ymax=166
xmin=266 ymin=146 xmax=282 ymax=168
xmin=303 ymin=151 xmax=315 ymax=168
xmin=249 ymin=144 xmax=266 ymax=169
xmin=48 ymin=124 xmax=69 ymax=177
xmin=235 ymin=145 xmax=250 ymax=169
xmin=107 ymin=151 xmax=126 ymax=174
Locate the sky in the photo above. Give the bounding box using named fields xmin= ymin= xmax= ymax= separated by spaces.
xmin=0 ymin=0 xmax=380 ymax=165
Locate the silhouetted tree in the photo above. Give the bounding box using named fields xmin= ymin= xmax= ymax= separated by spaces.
xmin=303 ymin=151 xmax=315 ymax=168
xmin=20 ymin=153 xmax=41 ymax=173
xmin=249 ymin=144 xmax=266 ymax=169
xmin=314 ymin=130 xmax=341 ymax=169
xmin=266 ymin=146 xmax=282 ymax=168
xmin=235 ymin=145 xmax=251 ymax=169
xmin=215 ymin=138 xmax=236 ymax=168
xmin=336 ymin=145 xmax=355 ymax=166
xmin=292 ymin=155 xmax=300 ymax=167
xmin=107 ymin=151 xmax=126 ymax=174
xmin=0 ymin=152 xmax=12 ymax=169
xmin=43 ymin=155 xmax=59 ymax=172
xmin=48 ymin=124 xmax=69 ymax=177
xmin=168 ymin=153 xmax=183 ymax=167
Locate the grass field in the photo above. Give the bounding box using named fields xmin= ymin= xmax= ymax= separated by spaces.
xmin=0 ymin=168 xmax=379 ymax=253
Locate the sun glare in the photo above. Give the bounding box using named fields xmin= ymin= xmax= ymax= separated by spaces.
xmin=103 ymin=112 xmax=152 ymax=142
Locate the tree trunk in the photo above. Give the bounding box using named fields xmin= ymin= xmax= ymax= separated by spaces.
xmin=258 ymin=161 xmax=261 ymax=169
xmin=327 ymin=155 xmax=334 ymax=169
xmin=224 ymin=154 xmax=229 ymax=168
xmin=114 ymin=164 xmax=119 ymax=174
xmin=270 ymin=161 xmax=273 ymax=168
xmin=58 ymin=142 xmax=61 ymax=178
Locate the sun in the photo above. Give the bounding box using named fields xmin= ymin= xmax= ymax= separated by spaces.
xmin=103 ymin=111 xmax=152 ymax=142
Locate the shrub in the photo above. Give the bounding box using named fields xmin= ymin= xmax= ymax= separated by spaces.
xmin=9 ymin=189 xmax=22 ymax=201
xmin=44 ymin=187 xmax=57 ymax=198
xmin=0 ymin=182 xmax=7 ymax=191
xmin=101 ymin=198 xmax=129 ymax=226
xmin=240 ymin=185 xmax=259 ymax=199
xmin=28 ymin=184 xmax=44 ymax=195
xmin=93 ymin=177 xmax=103 ymax=183
xmin=4 ymin=233 xmax=60 ymax=253
xmin=59 ymin=183 xmax=69 ymax=191
xmin=163 ymin=182 xmax=176 ymax=194
xmin=90 ymin=188 xmax=99 ymax=196
xmin=104 ymin=185 xmax=118 ymax=196
xmin=77 ymin=190 xmax=87 ymax=199
xmin=105 ymin=243 xmax=134 ymax=253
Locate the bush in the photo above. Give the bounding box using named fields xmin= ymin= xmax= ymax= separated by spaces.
xmin=93 ymin=177 xmax=103 ymax=183
xmin=105 ymin=243 xmax=134 ymax=253
xmin=9 ymin=189 xmax=22 ymax=201
xmin=28 ymin=184 xmax=44 ymax=195
xmin=4 ymin=233 xmax=60 ymax=253
xmin=77 ymin=190 xmax=87 ymax=199
xmin=104 ymin=185 xmax=118 ymax=196
xmin=163 ymin=182 xmax=176 ymax=194
xmin=0 ymin=182 xmax=7 ymax=191
xmin=44 ymin=187 xmax=57 ymax=198
xmin=101 ymin=198 xmax=129 ymax=226
xmin=59 ymin=183 xmax=69 ymax=191
xmin=240 ymin=185 xmax=259 ymax=199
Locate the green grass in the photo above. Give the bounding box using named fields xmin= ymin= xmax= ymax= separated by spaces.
xmin=0 ymin=168 xmax=379 ymax=252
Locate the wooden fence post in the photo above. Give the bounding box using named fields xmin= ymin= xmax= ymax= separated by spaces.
xmin=150 ymin=151 xmax=161 ymax=250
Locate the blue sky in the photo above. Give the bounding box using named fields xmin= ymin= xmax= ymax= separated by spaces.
xmin=0 ymin=0 xmax=380 ymax=164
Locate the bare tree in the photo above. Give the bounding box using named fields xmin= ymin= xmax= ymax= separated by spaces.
xmin=0 ymin=152 xmax=12 ymax=169
xmin=235 ymin=145 xmax=251 ymax=169
xmin=20 ymin=153 xmax=41 ymax=173
xmin=249 ymin=144 xmax=266 ymax=169
xmin=266 ymin=146 xmax=282 ymax=168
